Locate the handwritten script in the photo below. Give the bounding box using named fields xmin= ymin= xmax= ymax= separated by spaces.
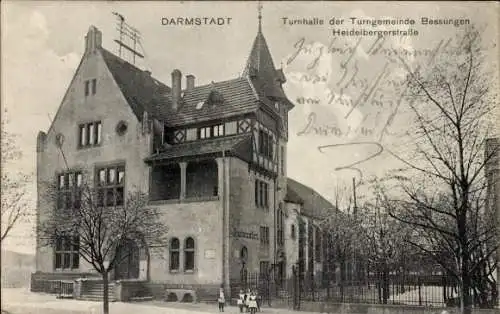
xmin=283 ymin=33 xmax=474 ymax=180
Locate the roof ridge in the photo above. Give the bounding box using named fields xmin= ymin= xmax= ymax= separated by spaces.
xmin=182 ymin=77 xmax=248 ymax=92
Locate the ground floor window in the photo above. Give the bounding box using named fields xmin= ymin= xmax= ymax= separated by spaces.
xmin=170 ymin=238 xmax=180 ymax=271
xmin=54 ymin=236 xmax=79 ymax=270
xmin=184 ymin=237 xmax=195 ymax=271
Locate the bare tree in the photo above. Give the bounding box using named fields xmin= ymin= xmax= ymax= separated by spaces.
xmin=320 ymin=183 xmax=366 ymax=300
xmin=38 ymin=179 xmax=168 ymax=314
xmin=1 ymin=112 xmax=31 ymax=242
xmin=362 ymin=196 xmax=414 ymax=304
xmin=380 ymin=26 xmax=499 ymax=313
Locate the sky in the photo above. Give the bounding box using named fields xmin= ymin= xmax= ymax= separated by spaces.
xmin=1 ymin=1 xmax=499 ymax=254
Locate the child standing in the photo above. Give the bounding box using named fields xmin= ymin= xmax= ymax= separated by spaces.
xmin=248 ymin=291 xmax=258 ymax=314
xmin=255 ymin=290 xmax=261 ymax=312
xmin=237 ymin=289 xmax=245 ymax=313
xmin=218 ymin=287 xmax=225 ymax=312
xmin=245 ymin=289 xmax=251 ymax=312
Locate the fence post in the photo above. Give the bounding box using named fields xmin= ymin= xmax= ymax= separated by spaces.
xmin=267 ymin=271 xmax=271 ymax=307
xmin=326 ymin=271 xmax=330 ymax=301
xmin=418 ymin=276 xmax=422 ymax=306
xmin=311 ymin=271 xmax=315 ymax=301
xmin=442 ymin=275 xmax=447 ymax=305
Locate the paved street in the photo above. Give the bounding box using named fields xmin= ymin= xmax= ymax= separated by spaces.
xmin=1 ymin=289 xmax=318 ymax=314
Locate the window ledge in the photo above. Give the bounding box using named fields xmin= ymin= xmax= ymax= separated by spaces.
xmin=149 ymin=196 xmax=219 ymax=205
xmin=150 ymin=199 xmax=181 ymax=206
xmin=54 ymin=268 xmax=80 ymax=273
xmin=77 ymin=144 xmax=102 ymax=150
xmin=169 ymin=269 xmax=180 ymax=274
xmin=184 ymin=270 xmax=196 ymax=274
xmin=183 ymin=196 xmax=219 ymax=203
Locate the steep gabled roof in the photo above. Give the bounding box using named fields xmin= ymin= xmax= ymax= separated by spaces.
xmin=100 ymin=47 xmax=261 ymax=126
xmin=163 ymin=77 xmax=260 ymax=126
xmin=100 ymin=48 xmax=171 ymax=121
xmin=286 ymin=178 xmax=335 ymax=219
xmin=242 ymin=29 xmax=293 ymax=109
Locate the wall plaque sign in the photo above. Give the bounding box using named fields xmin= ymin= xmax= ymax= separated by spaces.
xmin=232 ymin=230 xmax=259 ymax=240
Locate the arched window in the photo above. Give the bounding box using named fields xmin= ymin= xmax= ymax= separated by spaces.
xmin=240 ymin=246 xmax=248 ymax=262
xmin=169 ymin=238 xmax=180 ymax=271
xmin=291 ymin=224 xmax=296 ymax=240
xmin=184 ymin=237 xmax=195 ymax=271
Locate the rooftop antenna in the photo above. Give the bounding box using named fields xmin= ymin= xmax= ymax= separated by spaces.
xmin=113 ymin=12 xmax=144 ymax=65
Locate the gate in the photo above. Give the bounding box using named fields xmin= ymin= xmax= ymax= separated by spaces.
xmin=229 ymin=264 xmax=301 ymax=310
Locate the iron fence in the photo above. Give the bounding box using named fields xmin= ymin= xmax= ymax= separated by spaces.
xmin=230 ymin=269 xmax=497 ymax=309
xmin=31 ymin=278 xmax=74 ymax=299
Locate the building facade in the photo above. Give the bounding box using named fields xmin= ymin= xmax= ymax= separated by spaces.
xmin=33 ymin=22 xmax=334 ymax=299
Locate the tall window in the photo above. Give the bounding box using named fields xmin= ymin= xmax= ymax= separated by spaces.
xmin=258 ymin=129 xmax=273 ymax=159
xmin=84 ymin=79 xmax=97 ymax=96
xmin=259 ymin=261 xmax=270 ymax=277
xmin=79 ymin=121 xmax=101 ymax=148
xmin=84 ymin=80 xmax=90 ymax=96
xmin=91 ymin=79 xmax=97 ymax=95
xmin=277 ymin=207 xmax=284 ymax=246
xmin=169 ymin=238 xmax=180 ymax=271
xmin=96 ymin=165 xmax=125 ymax=207
xmin=260 ymin=226 xmax=269 ymax=247
xmin=57 ymin=171 xmax=83 ymax=214
xmin=184 ymin=237 xmax=195 ymax=272
xmin=280 ymin=146 xmax=285 ymax=175
xmin=255 ymin=179 xmax=269 ymax=209
xmin=291 ymin=224 xmax=296 ymax=240
xmin=54 ymin=235 xmax=79 ymax=270
xmin=315 ymin=227 xmax=322 ymax=261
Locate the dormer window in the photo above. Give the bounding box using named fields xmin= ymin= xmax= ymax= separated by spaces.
xmin=206 ymin=90 xmax=224 ymax=106
xmin=196 ymin=101 xmax=205 ymax=110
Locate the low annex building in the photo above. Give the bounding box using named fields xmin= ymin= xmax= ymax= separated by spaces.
xmin=32 ymin=19 xmax=335 ymax=301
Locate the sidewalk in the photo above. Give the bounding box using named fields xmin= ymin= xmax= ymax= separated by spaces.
xmin=1 ymin=288 xmax=320 ymax=314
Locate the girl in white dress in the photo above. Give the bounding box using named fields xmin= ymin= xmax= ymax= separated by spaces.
xmin=248 ymin=291 xmax=258 ymax=314
xmin=218 ymin=288 xmax=225 ymax=312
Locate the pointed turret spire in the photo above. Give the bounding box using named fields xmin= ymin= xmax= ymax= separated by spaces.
xmin=242 ymin=2 xmax=292 ymax=106
xmin=258 ymin=1 xmax=263 ymax=34
xmin=242 ymin=2 xmax=276 ymax=77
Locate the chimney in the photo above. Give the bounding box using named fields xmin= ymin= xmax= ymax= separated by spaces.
xmin=84 ymin=25 xmax=102 ymax=54
xmin=186 ymin=75 xmax=195 ymax=90
xmin=171 ymin=69 xmax=182 ymax=111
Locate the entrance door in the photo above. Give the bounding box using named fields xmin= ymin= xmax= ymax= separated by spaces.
xmin=114 ymin=239 xmax=140 ymax=280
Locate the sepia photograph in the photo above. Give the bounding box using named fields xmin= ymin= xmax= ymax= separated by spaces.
xmin=1 ymin=1 xmax=499 ymax=314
